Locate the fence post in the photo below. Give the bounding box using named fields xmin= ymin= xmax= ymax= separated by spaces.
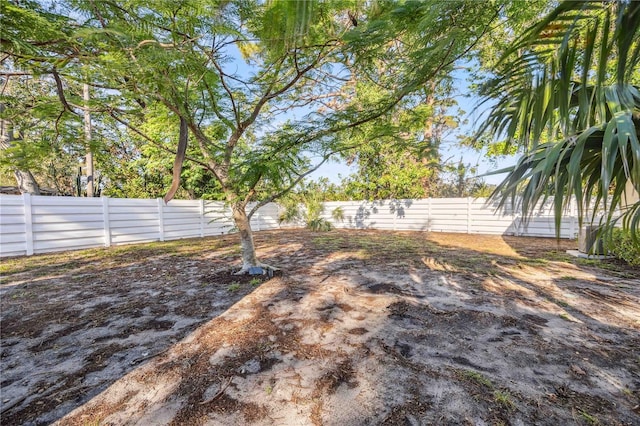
xmin=467 ymin=197 xmax=472 ymax=234
xmin=102 ymin=196 xmax=111 ymax=247
xmin=23 ymin=193 xmax=34 ymax=255
xmin=157 ymin=198 xmax=165 ymax=241
xmin=199 ymin=199 xmax=205 ymax=237
xmin=427 ymin=198 xmax=432 ymax=232
xmin=569 ymin=198 xmax=577 ymax=238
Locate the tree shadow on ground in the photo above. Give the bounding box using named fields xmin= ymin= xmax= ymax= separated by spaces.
xmin=0 ymin=234 xmax=244 ymax=285
xmin=37 ymin=229 xmax=640 ymax=426
xmin=0 ymin=236 xmax=260 ymax=425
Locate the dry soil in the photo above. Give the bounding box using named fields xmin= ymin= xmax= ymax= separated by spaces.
xmin=1 ymin=230 xmax=639 ymax=425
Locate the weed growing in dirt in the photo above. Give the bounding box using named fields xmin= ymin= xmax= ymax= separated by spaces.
xmin=265 ymin=384 xmax=273 ymax=395
xmin=552 ymin=298 xmax=570 ymax=307
xmin=579 ymin=409 xmax=599 ymax=425
xmin=559 ymin=313 xmax=572 ymax=321
xmin=493 ymin=390 xmax=515 ymax=410
xmin=576 ymin=258 xmax=637 ymax=277
xmin=228 ymin=282 xmax=241 ymax=291
xmin=520 ymin=258 xmax=549 ymax=266
xmin=459 ymin=370 xmax=492 ymax=388
xmin=249 ymin=278 xmax=262 ymax=286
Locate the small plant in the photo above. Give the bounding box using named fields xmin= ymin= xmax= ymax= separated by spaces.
xmin=277 ymin=184 xmax=334 ymax=232
xmin=249 ymin=278 xmax=262 ymax=286
xmin=459 ymin=370 xmax=492 ymax=388
xmin=278 ymin=204 xmax=301 ymax=225
xmin=607 ymin=228 xmax=640 ymax=266
xmin=559 ymin=313 xmax=572 ymax=321
xmin=228 ymin=282 xmax=241 ymax=291
xmin=331 ymin=206 xmax=345 ymax=222
xmin=493 ymin=390 xmax=515 ymax=410
xmin=265 ymin=384 xmax=273 ymax=395
xmin=307 ymin=217 xmax=332 ymax=232
xmin=579 ymin=409 xmax=598 ymax=425
xmin=560 ymin=275 xmax=577 ymax=281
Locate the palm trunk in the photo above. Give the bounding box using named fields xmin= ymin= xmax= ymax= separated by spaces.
xmin=231 ymin=202 xmax=259 ymax=272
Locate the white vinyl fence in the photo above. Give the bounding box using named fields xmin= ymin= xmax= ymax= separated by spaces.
xmin=0 ymin=194 xmax=579 ymax=258
xmin=320 ymin=198 xmax=579 ymax=239
xmin=0 ymin=194 xmax=283 ymax=257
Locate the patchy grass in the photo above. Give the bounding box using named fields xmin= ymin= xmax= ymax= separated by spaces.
xmin=559 ymin=313 xmax=572 ymax=321
xmin=0 ymin=235 xmax=232 ymax=284
xmin=579 ymin=410 xmax=599 ymax=425
xmin=458 ymin=369 xmax=493 ymax=388
xmin=493 ymin=390 xmax=515 ymax=411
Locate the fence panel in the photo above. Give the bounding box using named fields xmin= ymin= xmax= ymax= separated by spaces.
xmin=162 ymin=199 xmax=202 ymax=240
xmin=30 ymin=196 xmax=104 ymax=253
xmin=108 ymin=198 xmax=159 ymax=245
xmin=203 ymin=202 xmax=234 ymax=236
xmin=320 ymin=197 xmax=582 ymax=239
xmin=0 ymin=195 xmax=27 ymax=256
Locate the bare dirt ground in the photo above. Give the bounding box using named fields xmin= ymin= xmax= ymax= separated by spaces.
xmin=1 ymin=229 xmax=639 ymax=426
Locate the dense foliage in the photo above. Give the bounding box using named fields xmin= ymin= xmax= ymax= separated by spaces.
xmin=607 ymin=229 xmax=640 ymax=266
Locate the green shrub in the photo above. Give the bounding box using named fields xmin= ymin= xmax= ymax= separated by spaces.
xmin=331 ymin=206 xmax=345 ymax=222
xmin=307 ymin=217 xmax=332 ymax=232
xmin=608 ymin=228 xmax=640 ymax=266
xmin=278 ymin=193 xmax=334 ymax=232
xmin=278 ymin=204 xmax=301 ymax=224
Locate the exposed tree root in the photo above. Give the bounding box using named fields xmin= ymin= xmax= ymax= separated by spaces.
xmin=234 ymin=262 xmax=279 ymax=276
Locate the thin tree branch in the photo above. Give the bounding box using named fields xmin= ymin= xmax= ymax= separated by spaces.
xmin=247 ymin=156 xmax=331 ymax=219
xmin=109 ymin=110 xmax=214 ymax=173
xmin=51 ymin=68 xmax=80 ymax=115
xmin=211 ymin=58 xmax=241 ymax=126
xmin=246 ymin=142 xmax=360 ymax=218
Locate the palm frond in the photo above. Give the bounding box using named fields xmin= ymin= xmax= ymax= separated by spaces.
xmin=479 ymin=0 xmax=640 ymax=241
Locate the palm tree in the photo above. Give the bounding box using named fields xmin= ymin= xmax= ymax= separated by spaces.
xmin=479 ymin=1 xmax=640 ymax=241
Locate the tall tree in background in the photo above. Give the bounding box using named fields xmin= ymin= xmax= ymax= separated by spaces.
xmin=340 ymin=79 xmax=461 ymax=200
xmin=1 ymin=2 xmax=103 ymax=196
xmin=0 ymin=72 xmax=78 ymax=195
xmin=479 ymin=1 xmax=640 ymax=239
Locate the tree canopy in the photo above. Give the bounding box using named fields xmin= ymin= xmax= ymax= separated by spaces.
xmin=1 ymin=0 xmax=506 ymax=270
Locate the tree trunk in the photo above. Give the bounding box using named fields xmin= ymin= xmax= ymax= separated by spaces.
xmin=84 ymin=84 xmax=94 ymax=197
xmin=231 ymin=202 xmax=260 ymax=272
xmin=0 ymin=104 xmax=40 ymax=195
xmin=14 ymin=169 xmax=41 ymax=195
